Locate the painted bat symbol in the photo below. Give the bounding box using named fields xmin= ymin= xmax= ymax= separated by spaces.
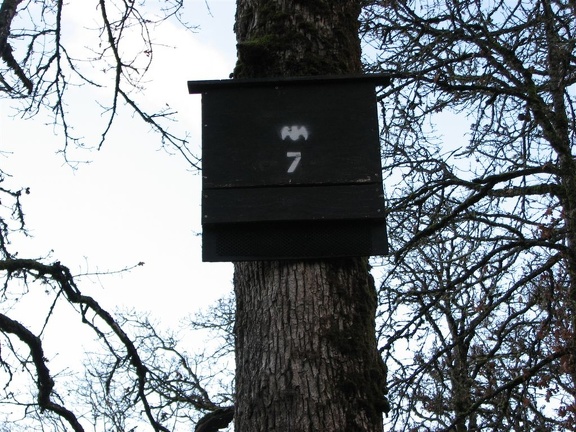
xmin=280 ymin=125 xmax=309 ymax=141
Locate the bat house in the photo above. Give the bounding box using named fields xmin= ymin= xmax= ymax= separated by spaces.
xmin=188 ymin=74 xmax=390 ymax=262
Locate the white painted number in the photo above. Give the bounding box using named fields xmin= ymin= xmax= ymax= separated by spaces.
xmin=286 ymin=152 xmax=302 ymax=173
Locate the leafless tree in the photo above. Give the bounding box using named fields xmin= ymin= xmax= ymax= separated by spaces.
xmin=361 ymin=1 xmax=576 ymax=430
xmin=231 ymin=0 xmax=389 ymax=430
xmin=0 ymin=0 xmax=198 ymax=165
xmin=0 ymin=0 xmax=222 ymax=430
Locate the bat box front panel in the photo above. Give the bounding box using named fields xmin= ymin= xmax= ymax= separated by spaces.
xmin=201 ymin=81 xmax=382 ymax=189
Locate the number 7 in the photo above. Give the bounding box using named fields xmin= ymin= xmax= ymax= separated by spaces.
xmin=287 ymin=152 xmax=301 ymax=173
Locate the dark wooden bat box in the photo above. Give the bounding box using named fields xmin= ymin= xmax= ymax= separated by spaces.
xmin=188 ymin=75 xmax=390 ymax=261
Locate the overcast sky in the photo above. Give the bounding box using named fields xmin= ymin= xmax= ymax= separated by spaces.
xmin=0 ymin=1 xmax=238 ymax=323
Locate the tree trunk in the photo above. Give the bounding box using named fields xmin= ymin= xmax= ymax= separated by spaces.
xmin=232 ymin=1 xmax=388 ymax=431
xmin=234 ymin=260 xmax=388 ymax=431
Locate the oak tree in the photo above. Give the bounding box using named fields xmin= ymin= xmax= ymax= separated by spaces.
xmin=361 ymin=1 xmax=576 ymax=430
xmin=0 ymin=0 xmax=214 ymax=430
xmin=232 ymin=1 xmax=389 ymax=431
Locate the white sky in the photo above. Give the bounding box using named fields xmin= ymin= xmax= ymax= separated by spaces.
xmin=0 ymin=1 xmax=238 ymax=322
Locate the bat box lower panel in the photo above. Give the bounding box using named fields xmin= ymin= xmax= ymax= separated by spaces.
xmin=203 ymin=183 xmax=385 ymax=224
xmin=202 ymin=220 xmax=388 ymax=262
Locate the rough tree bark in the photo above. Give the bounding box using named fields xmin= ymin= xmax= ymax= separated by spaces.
xmin=232 ymin=1 xmax=388 ymax=431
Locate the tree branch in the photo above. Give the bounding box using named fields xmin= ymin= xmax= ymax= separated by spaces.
xmin=0 ymin=258 xmax=170 ymax=432
xmin=0 ymin=312 xmax=84 ymax=431
xmin=0 ymin=0 xmax=33 ymax=93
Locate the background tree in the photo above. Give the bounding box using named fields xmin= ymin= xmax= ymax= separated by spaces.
xmin=361 ymin=0 xmax=576 ymax=430
xmin=0 ymin=0 xmax=197 ymax=163
xmin=0 ymin=0 xmax=223 ymax=430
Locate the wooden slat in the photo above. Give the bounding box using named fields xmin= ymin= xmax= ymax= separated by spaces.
xmin=202 ymin=220 xmax=389 ymax=261
xmin=202 ymin=184 xmax=385 ymax=224
xmin=188 ymin=73 xmax=391 ymax=94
